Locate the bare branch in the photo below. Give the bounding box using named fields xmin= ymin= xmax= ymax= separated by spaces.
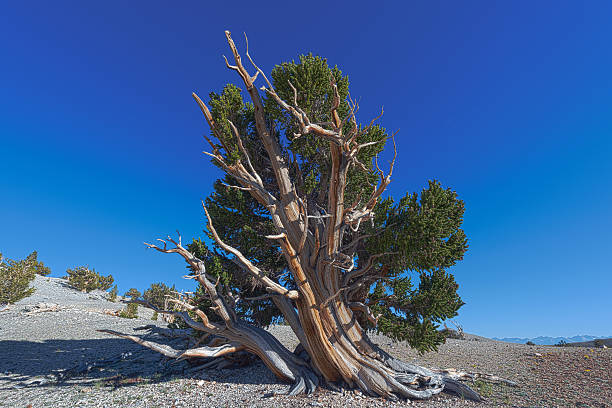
xmin=224 ymin=31 xmax=302 ymax=236
xmin=222 ymin=54 xmax=240 ymax=72
xmin=340 ymin=223 xmax=396 ymax=254
xmin=221 ymin=182 xmax=252 ymax=191
xmin=308 ymin=213 xmax=331 ymax=219
xmin=387 ymin=129 xmax=398 ymax=179
xmin=288 ymin=80 xmax=299 ymax=109
xmin=228 ymin=119 xmax=263 ymax=185
xmin=297 ymin=196 xmax=309 ymax=253
xmin=261 ymin=85 xmax=342 ymax=145
xmin=348 ymin=302 xmax=381 ymax=325
xmin=203 ymin=203 xmax=299 ymax=300
xmin=98 ymin=329 xmax=245 ymax=359
xmin=357 ymin=138 xmax=386 ymax=151
xmin=343 ymin=251 xmax=398 ymax=286
xmin=192 ymin=92 xmax=230 ymax=154
xmin=143 ymin=234 xmax=238 ymax=325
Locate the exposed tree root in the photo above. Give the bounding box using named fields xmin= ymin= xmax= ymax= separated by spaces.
xmin=366 ymin=338 xmax=484 ymax=401
xmin=100 ymin=325 xmax=495 ymax=402
xmin=100 ymin=323 xmax=318 ymax=396
xmin=100 ymin=232 xmax=495 ymax=402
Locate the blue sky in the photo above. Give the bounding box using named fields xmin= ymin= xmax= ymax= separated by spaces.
xmin=1 ymin=1 xmax=610 ymax=339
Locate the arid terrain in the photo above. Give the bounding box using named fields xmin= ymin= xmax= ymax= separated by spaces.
xmin=1 ymin=276 xmax=609 ymax=407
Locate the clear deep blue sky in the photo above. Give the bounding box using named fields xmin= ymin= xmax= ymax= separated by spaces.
xmin=1 ymin=1 xmax=610 ymax=339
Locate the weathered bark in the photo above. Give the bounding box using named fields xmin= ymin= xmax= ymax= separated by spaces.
xmin=102 ymin=31 xmax=513 ymax=403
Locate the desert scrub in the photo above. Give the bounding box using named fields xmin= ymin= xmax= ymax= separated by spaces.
xmin=0 ymin=252 xmax=36 ymax=304
xmin=65 ymin=265 xmax=114 ymax=292
xmin=119 ymin=303 xmax=138 ymax=318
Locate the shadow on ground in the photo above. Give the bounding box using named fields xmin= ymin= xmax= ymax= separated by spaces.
xmin=0 ymin=337 xmax=279 ymax=390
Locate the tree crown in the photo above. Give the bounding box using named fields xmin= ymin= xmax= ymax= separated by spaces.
xmin=189 ymin=52 xmax=468 ymax=352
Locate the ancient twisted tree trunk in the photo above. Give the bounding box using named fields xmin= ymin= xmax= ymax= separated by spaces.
xmin=102 ymin=31 xmax=510 ymax=402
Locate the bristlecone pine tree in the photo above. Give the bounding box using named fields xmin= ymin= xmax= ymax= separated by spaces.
xmin=102 ymin=32 xmax=514 ymax=402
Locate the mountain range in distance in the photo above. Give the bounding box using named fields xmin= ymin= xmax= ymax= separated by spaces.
xmin=492 ymin=335 xmax=612 ymax=345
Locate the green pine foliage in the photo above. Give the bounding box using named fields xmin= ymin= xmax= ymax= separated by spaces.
xmin=66 ymin=266 xmax=114 ymax=292
xmin=125 ymin=288 xmax=141 ymax=299
xmin=193 ymin=54 xmax=468 ymax=352
xmin=0 ymin=252 xmax=37 ymax=304
xmin=119 ymin=303 xmax=138 ymax=319
xmin=142 ymin=282 xmax=176 ymax=309
xmin=107 ymin=284 xmax=119 ymax=302
xmin=25 ymin=251 xmax=51 ymax=276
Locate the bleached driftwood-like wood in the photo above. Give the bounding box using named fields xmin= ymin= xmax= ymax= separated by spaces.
xmin=434 ymin=368 xmax=519 ymax=387
xmin=98 ymin=329 xmax=245 ymax=359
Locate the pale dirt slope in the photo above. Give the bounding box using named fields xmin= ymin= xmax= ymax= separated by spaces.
xmin=0 ymin=276 xmax=609 ymax=407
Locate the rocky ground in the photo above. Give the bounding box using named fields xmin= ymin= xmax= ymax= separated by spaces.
xmin=0 ymin=276 xmax=609 ymax=407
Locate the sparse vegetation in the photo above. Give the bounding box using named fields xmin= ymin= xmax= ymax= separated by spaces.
xmin=441 ymin=321 xmax=466 ymax=340
xmin=125 ymin=288 xmax=141 ymax=299
xmin=142 ymin=282 xmax=176 ymax=309
xmin=555 ymin=340 xmax=568 ymax=347
xmin=107 ymin=285 xmax=119 ymax=302
xmin=526 ymin=341 xmax=535 ymax=346
xmin=473 ymin=380 xmax=493 ymax=398
xmin=25 ymin=251 xmax=52 ymax=276
xmin=119 ymin=303 xmax=138 ymax=319
xmin=0 ymin=252 xmax=36 ymax=304
xmin=151 ymin=311 xmax=158 ymax=321
xmin=65 ymin=266 xmax=114 ymax=292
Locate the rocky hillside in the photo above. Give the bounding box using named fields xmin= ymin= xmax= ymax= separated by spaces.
xmin=0 ymin=275 xmax=609 ymax=407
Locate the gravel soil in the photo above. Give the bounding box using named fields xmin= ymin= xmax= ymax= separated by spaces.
xmin=1 ymin=276 xmax=609 ymax=408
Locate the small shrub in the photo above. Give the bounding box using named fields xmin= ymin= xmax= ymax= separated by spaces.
xmin=440 ymin=328 xmax=463 ymax=339
xmin=0 ymin=252 xmax=36 ymax=304
xmin=124 ymin=288 xmax=141 ymax=299
xmin=440 ymin=321 xmax=465 ymax=340
xmin=526 ymin=341 xmax=535 ymax=346
xmin=107 ymin=285 xmax=118 ymax=302
xmin=142 ymin=282 xmax=193 ymax=326
xmin=473 ymin=380 xmax=492 ymax=398
xmin=151 ymin=311 xmax=158 ymax=321
xmin=65 ymin=266 xmax=114 ymax=292
xmin=143 ymin=282 xmax=176 ymax=309
xmin=119 ymin=303 xmax=138 ymax=319
xmin=555 ymin=340 xmax=568 ymax=347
